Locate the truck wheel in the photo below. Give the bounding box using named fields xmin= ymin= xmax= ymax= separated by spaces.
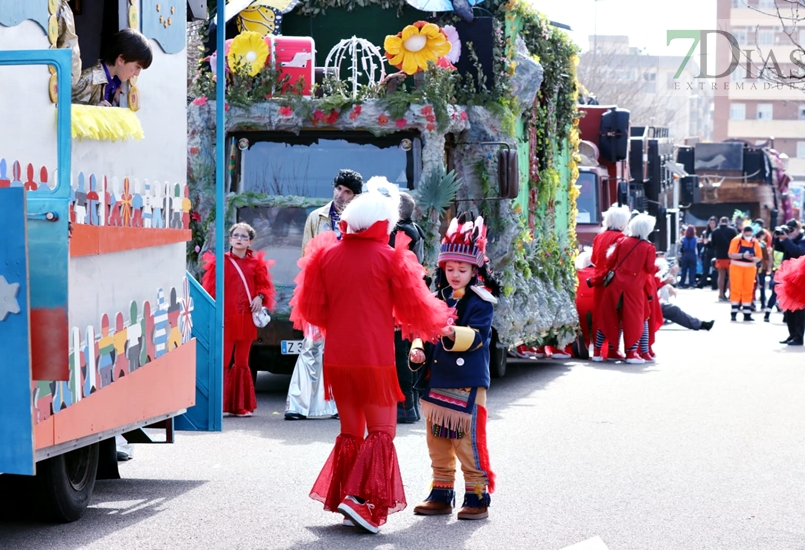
xmin=36 ymin=442 xmax=99 ymax=522
xmin=490 ymin=330 xmax=507 ymax=379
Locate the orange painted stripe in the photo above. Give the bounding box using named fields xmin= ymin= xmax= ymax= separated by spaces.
xmin=34 ymin=416 xmax=55 ymax=450
xmin=33 ymin=341 xmax=196 ymax=449
xmin=70 ymin=225 xmax=191 ymax=257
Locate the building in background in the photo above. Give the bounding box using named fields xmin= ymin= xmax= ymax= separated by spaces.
xmin=577 ymin=35 xmax=714 ymax=142
xmin=715 ymin=0 xmax=805 ymax=176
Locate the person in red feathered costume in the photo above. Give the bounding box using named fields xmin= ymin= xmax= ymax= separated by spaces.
xmin=290 ymin=177 xmax=454 ymax=534
xmin=202 ymin=222 xmax=275 ymax=417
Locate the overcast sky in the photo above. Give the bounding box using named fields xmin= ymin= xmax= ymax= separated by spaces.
xmin=534 ymin=0 xmax=718 ymax=57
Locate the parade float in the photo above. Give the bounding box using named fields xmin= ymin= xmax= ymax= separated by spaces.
xmin=187 ymin=0 xmax=581 ymax=377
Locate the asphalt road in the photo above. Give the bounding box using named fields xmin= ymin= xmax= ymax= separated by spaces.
xmin=2 ymin=289 xmax=804 ymax=549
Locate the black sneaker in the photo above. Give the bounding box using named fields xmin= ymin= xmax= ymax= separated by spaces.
xmin=700 ymin=320 xmax=714 ymax=331
xmin=744 ymin=314 xmax=754 ymax=322
xmin=779 ymin=337 xmax=793 ymax=344
xmin=787 ymin=339 xmax=804 ymax=346
xmin=731 ymin=313 xmax=737 ymax=322
xmin=284 ymin=412 xmax=307 ymax=420
xmin=764 ymin=312 xmax=770 ymax=322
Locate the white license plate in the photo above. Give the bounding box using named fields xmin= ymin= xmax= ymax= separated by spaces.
xmin=281 ymin=340 xmax=304 ymax=354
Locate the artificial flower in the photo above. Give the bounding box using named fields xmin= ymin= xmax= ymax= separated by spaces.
xmin=384 ymin=21 xmax=452 ymax=75
xmin=227 ymin=31 xmax=269 ymax=77
xmin=395 ymin=118 xmax=407 ymax=129
xmin=311 ymin=109 xmax=325 ymax=124
xmin=377 ymin=113 xmax=389 ymax=126
xmin=349 ymin=105 xmax=362 ymax=120
xmin=325 ymin=110 xmax=340 ymax=125
xmin=208 ymin=39 xmax=233 ymax=76
xmin=192 ymin=96 xmax=208 ymax=106
xmin=278 ymin=105 xmax=294 ymax=117
xmin=436 ymin=57 xmax=456 ymax=70
xmin=442 ymin=25 xmax=461 ymax=64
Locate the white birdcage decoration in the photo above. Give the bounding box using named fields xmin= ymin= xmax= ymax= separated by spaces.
xmin=324 ymin=36 xmax=386 ymax=99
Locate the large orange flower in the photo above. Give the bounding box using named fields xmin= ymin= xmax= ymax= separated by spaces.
xmin=384 ymin=21 xmax=452 ymax=75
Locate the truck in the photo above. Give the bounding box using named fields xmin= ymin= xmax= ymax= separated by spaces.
xmin=187 ymin=0 xmax=584 ymax=377
xmin=0 ymin=1 xmax=215 ymax=521
xmin=574 ymin=104 xmax=679 ymax=252
xmin=186 ymin=0 xmax=587 ymax=379
xmin=675 ymin=140 xmax=793 ymax=231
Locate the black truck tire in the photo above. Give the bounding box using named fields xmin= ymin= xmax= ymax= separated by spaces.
xmin=490 ymin=330 xmax=507 ymax=379
xmin=36 ymin=442 xmax=100 ymax=522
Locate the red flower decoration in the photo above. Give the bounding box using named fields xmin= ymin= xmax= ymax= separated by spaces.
xmin=191 ymin=212 xmax=202 ymax=222
xmin=192 ymin=96 xmax=208 ymax=106
xmin=349 ymin=105 xmax=362 ymax=120
xmin=189 ymin=146 xmax=200 ymax=155
xmin=426 ymin=123 xmax=436 ymax=132
xmin=436 ymin=57 xmax=456 ymax=70
xmin=311 ymin=109 xmax=325 ymax=124
xmin=325 ymin=110 xmax=340 ymax=125
xmin=224 ymin=103 xmax=231 ymax=112
xmin=425 ymin=114 xmax=436 ymax=123
xmin=420 ymin=105 xmax=434 ymax=116
xmin=395 ymin=118 xmax=407 ymax=129
xmin=459 ymin=111 xmax=468 ymax=121
xmin=279 ymin=105 xmax=294 ymax=117
xmin=378 ymin=113 xmax=389 ymax=126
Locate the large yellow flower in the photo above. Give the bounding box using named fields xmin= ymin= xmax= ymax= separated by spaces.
xmin=384 ymin=21 xmax=452 ymax=76
xmin=227 ymin=31 xmax=269 ymax=76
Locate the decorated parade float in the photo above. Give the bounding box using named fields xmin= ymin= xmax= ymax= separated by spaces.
xmin=187 ymin=0 xmax=582 ymax=377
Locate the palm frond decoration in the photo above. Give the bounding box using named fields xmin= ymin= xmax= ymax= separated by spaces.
xmin=415 ymin=165 xmax=462 ymax=216
xmin=415 ymin=166 xmax=463 ymax=269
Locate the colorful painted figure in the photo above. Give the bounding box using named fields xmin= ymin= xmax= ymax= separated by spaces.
xmin=97 ymin=314 xmax=116 ymax=388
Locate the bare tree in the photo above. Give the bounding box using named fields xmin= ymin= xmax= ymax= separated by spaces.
xmin=738 ymin=0 xmax=805 ymax=90
xmin=576 ymin=46 xmax=683 ymax=128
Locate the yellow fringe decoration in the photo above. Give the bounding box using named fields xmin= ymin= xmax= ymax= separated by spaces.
xmin=70 ymin=104 xmax=145 ymax=141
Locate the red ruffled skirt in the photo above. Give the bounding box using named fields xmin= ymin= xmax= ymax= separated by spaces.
xmin=310 ymin=432 xmax=406 ymax=526
xmin=224 ymin=363 xmax=256 ymax=414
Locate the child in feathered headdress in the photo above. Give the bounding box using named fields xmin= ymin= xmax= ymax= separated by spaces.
xmin=409 ymin=212 xmax=500 ymax=521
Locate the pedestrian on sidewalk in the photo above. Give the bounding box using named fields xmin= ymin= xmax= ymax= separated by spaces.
xmin=290 ymin=177 xmax=453 ymax=534
xmin=409 ymin=213 xmax=499 ymax=521
xmin=201 ymin=222 xmax=276 ymax=417
xmin=677 ymin=225 xmax=698 ymax=288
xmin=697 ymin=216 xmax=718 ymax=289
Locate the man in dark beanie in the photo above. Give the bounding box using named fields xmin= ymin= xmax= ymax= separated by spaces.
xmin=301 ymin=169 xmax=363 ymax=250
xmin=286 ymin=169 xmax=363 ymax=420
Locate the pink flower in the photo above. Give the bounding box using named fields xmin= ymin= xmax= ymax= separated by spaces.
xmin=349 ymin=105 xmax=362 ymax=120
xmin=460 ymin=111 xmax=468 ymax=121
xmin=194 ymin=245 xmax=201 ymax=253
xmin=279 ymin=105 xmax=293 ymax=117
xmin=425 ymin=114 xmax=436 ymax=123
xmin=395 ymin=118 xmax=407 ymax=129
xmin=224 ymin=103 xmax=230 ymax=112
xmin=426 ymin=123 xmax=436 ymax=132
xmin=436 ymin=57 xmax=456 ymax=70
xmin=377 ymin=113 xmax=389 ymax=126
xmin=420 ymin=105 xmax=434 ymax=116
xmin=192 ymin=96 xmax=208 ymax=106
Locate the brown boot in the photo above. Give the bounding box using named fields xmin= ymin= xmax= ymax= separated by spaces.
xmin=413 ymin=488 xmax=454 ymax=515
xmin=413 ymin=500 xmax=453 ymax=515
xmin=456 ymin=491 xmax=490 ymax=520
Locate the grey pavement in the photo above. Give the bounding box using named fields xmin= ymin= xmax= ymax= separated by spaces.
xmin=1 ymin=288 xmax=804 ymax=549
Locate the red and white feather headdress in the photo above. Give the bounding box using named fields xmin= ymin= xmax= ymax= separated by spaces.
xmin=438 ymin=213 xmax=488 ymax=267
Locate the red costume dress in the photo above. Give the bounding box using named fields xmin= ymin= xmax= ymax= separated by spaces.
xmin=291 ymin=221 xmax=452 ymax=528
xmin=202 ymin=250 xmax=275 ymax=415
xmin=598 ymin=236 xmax=656 ymax=352
xmin=591 ymin=229 xmax=625 ymax=349
xmin=575 ymin=265 xmax=596 ymax=347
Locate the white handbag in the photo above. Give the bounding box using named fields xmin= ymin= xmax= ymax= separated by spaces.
xmin=228 ymin=256 xmax=271 ymax=328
